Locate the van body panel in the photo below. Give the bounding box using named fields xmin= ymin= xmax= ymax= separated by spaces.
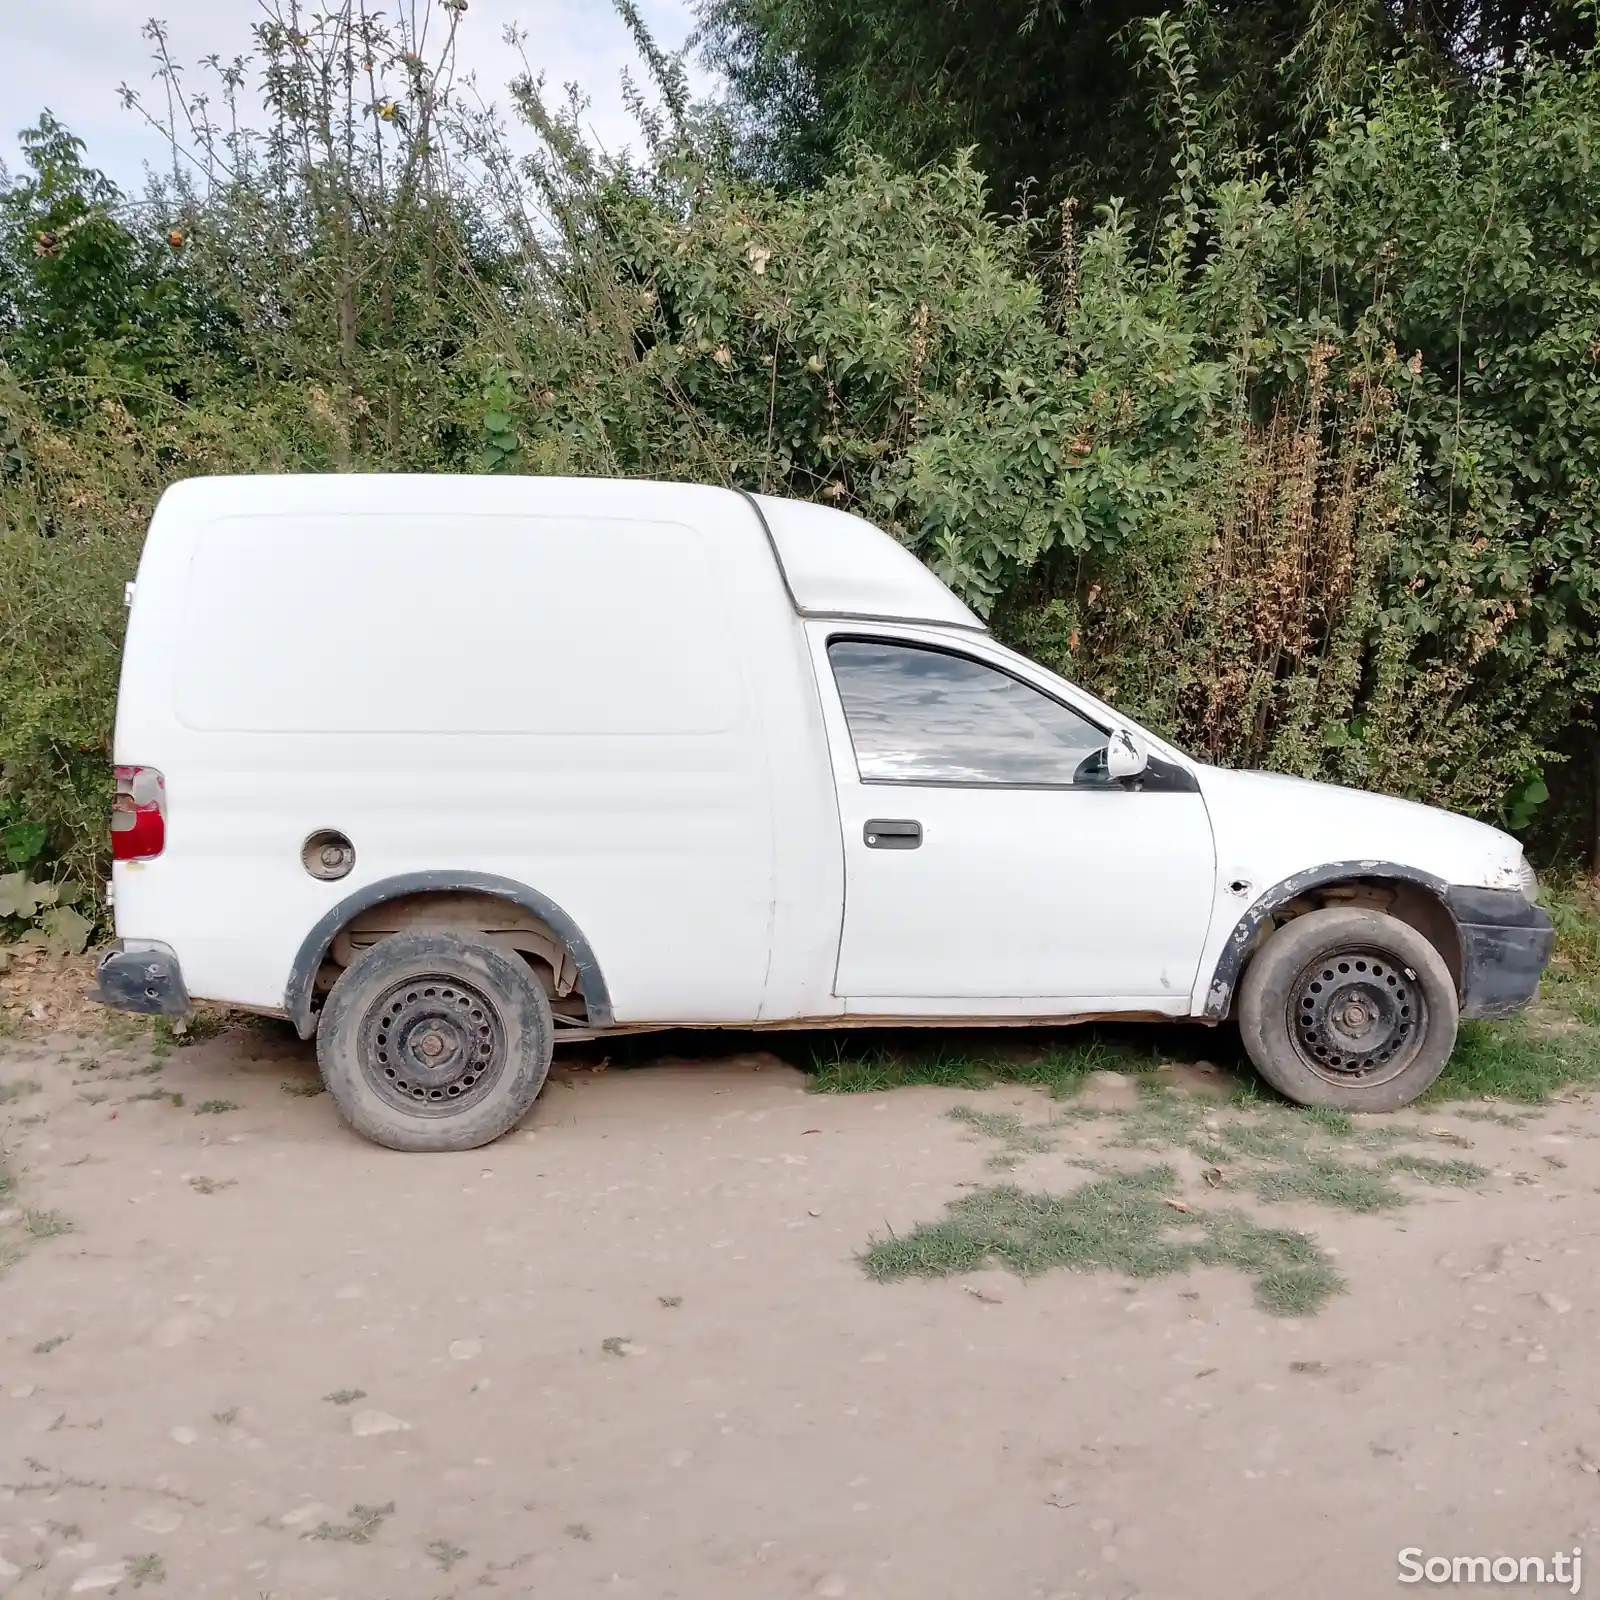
xmin=1187 ymin=766 xmax=1537 ymax=1016
xmin=173 ymin=512 xmax=742 ymax=735
xmin=113 ymin=476 xmax=843 ymax=1022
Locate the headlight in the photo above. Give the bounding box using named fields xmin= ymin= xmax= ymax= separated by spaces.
xmin=1517 ymin=856 xmax=1539 ymax=902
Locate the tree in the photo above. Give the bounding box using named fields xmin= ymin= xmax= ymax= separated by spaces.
xmin=694 ymin=0 xmax=1597 ymax=201
xmin=0 ymin=114 xmax=205 ymax=409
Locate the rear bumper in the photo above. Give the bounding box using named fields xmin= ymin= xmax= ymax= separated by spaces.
xmin=89 ymin=941 xmax=192 ymax=1018
xmin=1445 ymin=887 xmax=1555 ymax=1021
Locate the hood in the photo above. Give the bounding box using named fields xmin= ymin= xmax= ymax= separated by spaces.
xmin=1195 ymin=766 xmax=1527 ymax=894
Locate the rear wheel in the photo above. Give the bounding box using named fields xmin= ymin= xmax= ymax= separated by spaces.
xmin=317 ymin=930 xmax=553 ymax=1151
xmin=1238 ymin=906 xmax=1457 ymax=1112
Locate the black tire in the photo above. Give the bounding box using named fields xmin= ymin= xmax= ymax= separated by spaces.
xmin=1237 ymin=906 xmax=1458 ymax=1112
xmin=316 ymin=930 xmax=553 ymax=1151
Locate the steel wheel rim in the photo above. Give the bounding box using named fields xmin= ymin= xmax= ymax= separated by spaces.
xmin=359 ymin=975 xmax=507 ymax=1117
xmin=1285 ymin=945 xmax=1426 ymax=1087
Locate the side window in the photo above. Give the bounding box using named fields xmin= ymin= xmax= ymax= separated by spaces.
xmin=827 ymin=639 xmax=1107 ymax=786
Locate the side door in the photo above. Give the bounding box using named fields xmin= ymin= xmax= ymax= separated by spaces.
xmin=811 ymin=628 xmax=1218 ymax=1011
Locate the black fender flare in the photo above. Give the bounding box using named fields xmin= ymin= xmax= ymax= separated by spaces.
xmin=285 ymin=870 xmax=614 ymax=1037
xmin=1201 ymin=860 xmax=1452 ymax=1019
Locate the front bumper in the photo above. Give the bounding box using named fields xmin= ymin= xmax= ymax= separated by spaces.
xmin=89 ymin=941 xmax=192 ymax=1018
xmin=1445 ymin=887 xmax=1555 ymax=1021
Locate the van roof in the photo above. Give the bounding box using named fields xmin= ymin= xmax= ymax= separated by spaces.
xmin=152 ymin=475 xmax=985 ymax=632
xmin=748 ymin=493 xmax=982 ymax=630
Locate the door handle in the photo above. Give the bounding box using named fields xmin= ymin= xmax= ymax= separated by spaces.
xmin=864 ymin=819 xmax=922 ymax=850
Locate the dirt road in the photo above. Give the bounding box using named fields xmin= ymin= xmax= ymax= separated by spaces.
xmin=2 ymin=1015 xmax=1598 ymax=1599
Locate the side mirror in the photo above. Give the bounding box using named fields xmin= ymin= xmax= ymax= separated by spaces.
xmin=1105 ymin=728 xmax=1149 ymax=782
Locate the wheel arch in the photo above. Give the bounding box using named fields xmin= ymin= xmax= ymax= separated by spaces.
xmin=285 ymin=871 xmax=614 ymax=1038
xmin=1202 ymin=860 xmax=1461 ymax=1020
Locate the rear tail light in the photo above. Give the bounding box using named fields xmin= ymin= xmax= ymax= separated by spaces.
xmin=112 ymin=765 xmax=166 ymax=861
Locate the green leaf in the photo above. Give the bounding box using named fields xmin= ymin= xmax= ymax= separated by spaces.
xmin=0 ymin=872 xmax=49 ymax=919
xmin=3 ymin=822 xmax=47 ymax=865
xmin=39 ymin=904 xmax=92 ymax=956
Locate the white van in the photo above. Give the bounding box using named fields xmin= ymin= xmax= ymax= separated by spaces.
xmin=93 ymin=475 xmax=1553 ymax=1149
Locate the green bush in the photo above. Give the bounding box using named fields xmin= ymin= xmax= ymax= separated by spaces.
xmin=1 ymin=2 xmax=1596 ymax=897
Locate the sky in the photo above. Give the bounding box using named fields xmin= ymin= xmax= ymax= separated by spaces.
xmin=0 ymin=0 xmax=703 ymax=192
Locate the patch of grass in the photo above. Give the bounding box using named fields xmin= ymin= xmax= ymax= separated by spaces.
xmin=309 ymin=1502 xmax=395 ymax=1544
xmin=155 ymin=1010 xmax=228 ymax=1048
xmin=1116 ymin=1092 xmax=1413 ymax=1185
xmin=806 ymin=1031 xmax=1151 ymax=1098
xmin=1216 ymin=1117 xmax=1308 ymax=1162
xmin=1250 ymin=1151 xmax=1488 ymax=1212
xmin=807 ymin=1045 xmax=991 ymax=1095
xmin=1384 ymin=1152 xmax=1488 ymax=1187
xmin=126 ymin=1088 xmax=182 ymax=1106
xmin=0 ymin=1077 xmax=42 ymax=1103
xmin=947 ymin=1104 xmax=1059 ymax=1168
xmin=860 ymin=1166 xmax=1343 ymax=1316
xmin=32 ymin=1333 xmax=70 ymax=1354
xmin=212 ymin=1407 xmax=239 ymax=1426
xmin=1429 ymin=1019 xmax=1600 ymax=1103
xmin=1299 ymin=1105 xmax=1353 ymax=1134
xmin=1198 ymin=1208 xmax=1346 ymax=1316
xmin=188 ymin=1175 xmax=236 ymax=1195
xmin=23 ymin=1207 xmax=72 ymax=1239
xmin=1456 ymin=1105 xmax=1532 ymax=1127
xmin=995 ymin=1038 xmax=1155 ymax=1097
xmin=281 ymin=1079 xmax=326 ymax=1097
xmin=426 ymin=1539 xmax=469 ymax=1571
xmin=1250 ymin=1156 xmax=1407 ymax=1213
xmin=126 ymin=1552 xmax=166 ymax=1586
xmin=193 ymin=1098 xmax=239 ymax=1115
xmin=600 ymin=1335 xmax=631 ymax=1356
xmin=1423 ymin=883 xmax=1600 ymax=1103
xmin=1565 ymin=987 xmax=1600 ymax=1027
xmin=323 ymin=1388 xmax=366 ymax=1405
xmin=657 ymin=1295 xmax=682 ymax=1308
xmin=101 ymin=1012 xmax=153 ymax=1047
xmin=1111 ymin=1089 xmax=1215 ymax=1152
xmin=948 ymin=1105 xmax=1030 ymax=1141
xmin=1548 ymin=881 xmax=1600 ymax=976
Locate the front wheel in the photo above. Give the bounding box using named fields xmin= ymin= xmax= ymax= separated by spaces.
xmin=317 ymin=930 xmax=553 ymax=1151
xmin=1237 ymin=906 xmax=1458 ymax=1112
